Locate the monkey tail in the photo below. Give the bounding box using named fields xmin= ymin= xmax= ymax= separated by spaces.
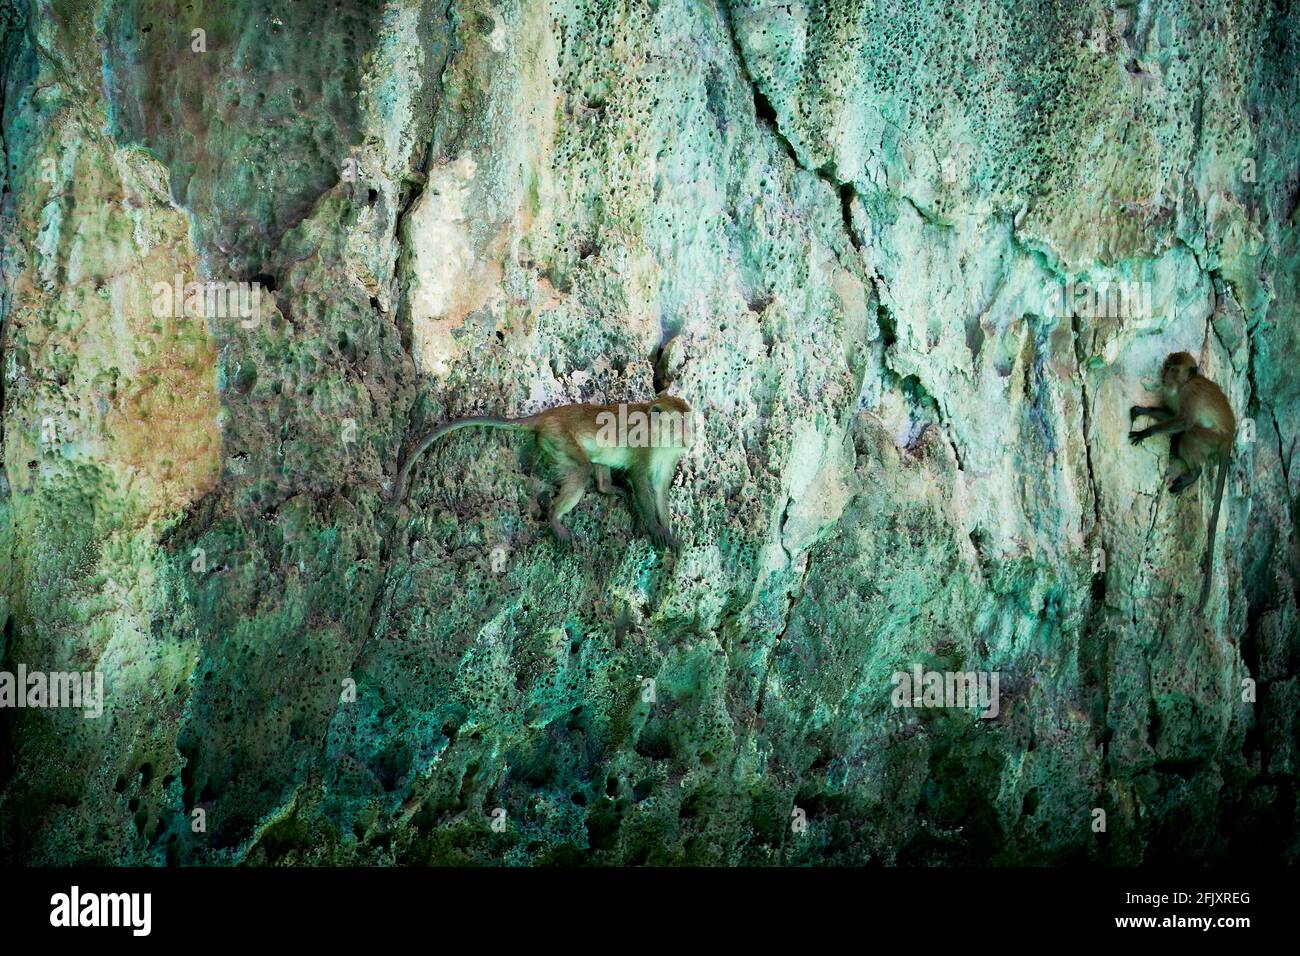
xmin=1196 ymin=456 xmax=1230 ymax=613
xmin=390 ymin=415 xmax=535 ymax=504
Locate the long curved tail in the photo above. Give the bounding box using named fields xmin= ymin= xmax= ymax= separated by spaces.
xmin=390 ymin=416 xmax=534 ymax=504
xmin=1197 ymin=456 xmax=1230 ymax=613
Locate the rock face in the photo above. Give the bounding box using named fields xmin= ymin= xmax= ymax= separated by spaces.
xmin=0 ymin=0 xmax=1295 ymax=865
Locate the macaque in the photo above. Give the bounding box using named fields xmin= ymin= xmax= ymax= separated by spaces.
xmin=391 ymin=394 xmax=693 ymax=548
xmin=1129 ymin=351 xmax=1236 ymax=611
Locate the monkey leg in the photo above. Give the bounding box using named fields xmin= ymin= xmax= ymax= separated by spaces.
xmin=1164 ymin=454 xmax=1188 ymax=486
xmin=1130 ymin=405 xmax=1174 ymax=422
xmin=1179 ymin=426 xmax=1224 ymax=468
xmin=594 ymin=464 xmax=628 ymax=499
xmin=1170 ymin=426 xmax=1226 ymax=496
xmin=1130 ymin=418 xmax=1188 ymax=445
xmin=630 ymin=471 xmax=676 ymax=548
xmin=1169 ymin=464 xmax=1202 ymax=494
xmin=537 ymin=431 xmax=592 ymax=542
xmin=629 ymin=472 xmax=664 ymax=541
xmin=653 ymin=476 xmax=679 ymax=550
xmin=549 ymin=466 xmax=591 ymax=542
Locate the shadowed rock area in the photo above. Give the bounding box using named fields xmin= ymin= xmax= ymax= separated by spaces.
xmin=0 ymin=0 xmax=1296 ymax=865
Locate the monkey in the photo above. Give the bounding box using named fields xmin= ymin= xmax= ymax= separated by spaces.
xmin=1129 ymin=351 xmax=1236 ymax=612
xmin=390 ymin=394 xmax=693 ymax=548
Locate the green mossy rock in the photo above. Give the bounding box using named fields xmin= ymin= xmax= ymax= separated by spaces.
xmin=0 ymin=0 xmax=1296 ymax=865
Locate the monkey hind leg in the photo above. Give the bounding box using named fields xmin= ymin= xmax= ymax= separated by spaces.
xmin=549 ymin=466 xmax=591 ymax=543
xmin=594 ymin=464 xmax=628 ymax=499
xmin=653 ymin=474 xmax=679 ymax=550
xmin=1173 ymin=427 xmax=1225 ymax=495
xmin=1164 ymin=453 xmax=1189 ymax=490
xmin=630 ymin=471 xmax=677 ymax=549
xmin=537 ymin=432 xmax=592 ymax=543
xmin=1169 ymin=464 xmax=1201 ymax=495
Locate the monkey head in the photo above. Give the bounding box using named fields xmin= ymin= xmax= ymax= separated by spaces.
xmin=649 ymin=393 xmax=694 ymax=450
xmin=651 ymin=393 xmax=691 ymax=415
xmin=1161 ymin=351 xmax=1199 ymax=388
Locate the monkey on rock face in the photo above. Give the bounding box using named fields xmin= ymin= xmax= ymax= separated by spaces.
xmin=391 ymin=394 xmax=693 ymax=549
xmin=1129 ymin=351 xmax=1236 ymax=612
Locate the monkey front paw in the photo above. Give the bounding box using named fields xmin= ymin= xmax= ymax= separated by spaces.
xmin=1129 ymin=405 xmax=1143 ymax=421
xmin=1128 ymin=431 xmax=1145 ymax=446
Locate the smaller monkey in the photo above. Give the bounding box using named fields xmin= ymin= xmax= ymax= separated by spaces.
xmin=391 ymin=394 xmax=693 ymax=548
xmin=1129 ymin=351 xmax=1236 ymax=612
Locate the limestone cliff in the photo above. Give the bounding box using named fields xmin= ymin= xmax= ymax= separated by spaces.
xmin=0 ymin=0 xmax=1296 ymax=864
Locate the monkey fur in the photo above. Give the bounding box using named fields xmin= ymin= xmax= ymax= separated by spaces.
xmin=391 ymin=394 xmax=692 ymax=548
xmin=1129 ymin=351 xmax=1235 ymax=612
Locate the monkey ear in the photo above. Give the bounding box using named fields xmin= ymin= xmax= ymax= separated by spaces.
xmin=1190 ymin=364 xmax=1200 ymax=378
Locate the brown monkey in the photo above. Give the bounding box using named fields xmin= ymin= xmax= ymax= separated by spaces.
xmin=1129 ymin=351 xmax=1236 ymax=611
xmin=391 ymin=394 xmax=693 ymax=547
